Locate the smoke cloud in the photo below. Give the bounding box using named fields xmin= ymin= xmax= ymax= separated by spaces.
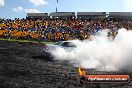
xmin=50 ymin=28 xmax=132 ymax=71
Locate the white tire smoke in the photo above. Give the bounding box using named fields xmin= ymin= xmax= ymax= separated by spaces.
xmin=50 ymin=28 xmax=132 ymax=71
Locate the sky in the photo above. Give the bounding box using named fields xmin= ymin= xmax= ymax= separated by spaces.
xmin=0 ymin=0 xmax=132 ymax=19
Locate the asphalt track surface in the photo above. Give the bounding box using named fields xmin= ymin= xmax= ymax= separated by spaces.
xmin=0 ymin=40 xmax=132 ymax=88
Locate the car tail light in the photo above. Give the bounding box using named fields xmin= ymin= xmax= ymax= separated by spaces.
xmin=44 ymin=45 xmax=49 ymax=50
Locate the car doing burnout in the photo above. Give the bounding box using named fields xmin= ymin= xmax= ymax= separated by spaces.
xmin=44 ymin=41 xmax=77 ymax=54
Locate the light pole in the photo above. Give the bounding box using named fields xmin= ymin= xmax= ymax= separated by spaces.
xmin=56 ymin=0 xmax=58 ymax=12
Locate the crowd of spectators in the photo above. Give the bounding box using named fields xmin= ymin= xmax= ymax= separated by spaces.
xmin=0 ymin=17 xmax=132 ymax=42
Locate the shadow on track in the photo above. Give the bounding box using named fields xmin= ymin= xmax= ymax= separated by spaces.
xmin=32 ymin=54 xmax=54 ymax=61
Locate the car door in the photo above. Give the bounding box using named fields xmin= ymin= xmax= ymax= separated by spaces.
xmin=61 ymin=42 xmax=76 ymax=51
